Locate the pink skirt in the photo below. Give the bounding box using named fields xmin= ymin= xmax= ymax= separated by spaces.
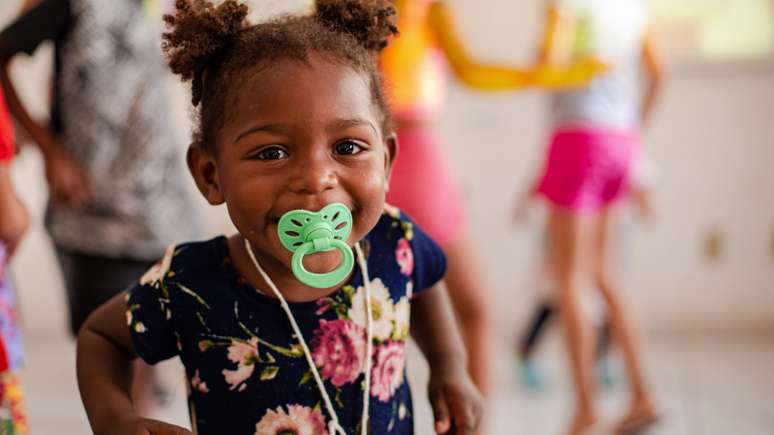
xmin=386 ymin=125 xmax=465 ymax=247
xmin=537 ymin=127 xmax=639 ymax=212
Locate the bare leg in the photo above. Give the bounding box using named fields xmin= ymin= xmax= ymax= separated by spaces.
xmin=443 ymin=235 xmax=491 ymax=398
xmin=547 ymin=208 xmax=598 ymax=435
xmin=592 ymin=208 xmax=657 ymax=433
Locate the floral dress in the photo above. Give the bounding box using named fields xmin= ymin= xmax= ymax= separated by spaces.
xmin=127 ymin=207 xmax=446 ymax=434
xmin=0 ymin=246 xmax=27 ymax=435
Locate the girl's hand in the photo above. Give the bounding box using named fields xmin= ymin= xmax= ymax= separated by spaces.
xmin=113 ymin=418 xmax=193 ymax=435
xmin=43 ymin=147 xmax=93 ymax=208
xmin=429 ymin=364 xmax=484 ymax=434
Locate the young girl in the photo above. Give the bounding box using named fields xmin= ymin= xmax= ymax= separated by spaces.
xmin=379 ymin=0 xmax=606 ymax=399
xmin=534 ymin=0 xmax=664 ymax=434
xmin=76 ymin=1 xmax=482 ymax=434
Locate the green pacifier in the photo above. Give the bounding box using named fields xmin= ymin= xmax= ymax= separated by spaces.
xmin=277 ymin=203 xmax=354 ymax=289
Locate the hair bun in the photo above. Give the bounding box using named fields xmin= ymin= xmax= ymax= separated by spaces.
xmin=162 ymin=0 xmax=249 ymax=106
xmin=316 ymin=0 xmax=398 ymax=51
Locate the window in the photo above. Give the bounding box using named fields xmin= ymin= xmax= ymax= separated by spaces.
xmin=650 ymin=0 xmax=774 ymax=63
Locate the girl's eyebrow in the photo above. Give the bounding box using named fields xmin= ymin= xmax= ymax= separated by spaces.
xmin=328 ymin=118 xmax=378 ymax=136
xmin=234 ymin=118 xmax=378 ymax=143
xmin=234 ymin=123 xmax=289 ymax=143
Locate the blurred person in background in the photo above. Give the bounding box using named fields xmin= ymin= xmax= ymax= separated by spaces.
xmin=380 ymin=0 xmax=605 ymax=401
xmin=530 ymin=0 xmax=665 ymax=433
xmin=0 ymin=78 xmax=29 ymax=435
xmin=513 ymin=154 xmax=658 ymax=391
xmin=0 ymin=0 xmax=201 ymax=413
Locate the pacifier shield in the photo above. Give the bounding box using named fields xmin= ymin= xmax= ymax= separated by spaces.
xmin=277 ymin=203 xmax=355 ymax=288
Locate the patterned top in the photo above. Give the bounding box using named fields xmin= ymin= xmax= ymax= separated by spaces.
xmin=127 ymin=208 xmax=446 ymax=434
xmin=0 ymin=0 xmax=200 ymax=260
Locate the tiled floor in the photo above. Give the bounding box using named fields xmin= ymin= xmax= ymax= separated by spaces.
xmin=18 ymin=329 xmax=774 ymax=434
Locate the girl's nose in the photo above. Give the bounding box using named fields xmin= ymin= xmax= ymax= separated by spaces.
xmin=288 ymin=151 xmax=338 ymax=195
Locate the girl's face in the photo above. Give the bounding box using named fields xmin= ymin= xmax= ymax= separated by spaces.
xmin=189 ymin=54 xmax=396 ymax=278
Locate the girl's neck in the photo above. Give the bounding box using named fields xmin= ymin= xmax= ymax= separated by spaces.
xmin=226 ymin=234 xmax=351 ymax=303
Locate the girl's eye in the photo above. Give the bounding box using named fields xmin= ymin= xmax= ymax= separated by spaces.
xmin=334 ymin=140 xmax=364 ymax=156
xmin=255 ymin=146 xmax=288 ymax=160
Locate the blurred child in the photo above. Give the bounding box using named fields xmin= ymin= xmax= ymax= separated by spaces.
xmin=532 ymin=0 xmax=665 ymax=433
xmin=514 ymin=154 xmax=657 ymax=391
xmin=381 ymin=0 xmax=605 ymax=398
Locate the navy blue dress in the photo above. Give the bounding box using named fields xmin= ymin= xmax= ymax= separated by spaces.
xmin=127 ymin=207 xmax=446 ymax=434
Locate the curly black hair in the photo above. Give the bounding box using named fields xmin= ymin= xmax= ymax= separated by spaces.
xmin=162 ymin=0 xmax=399 ymax=152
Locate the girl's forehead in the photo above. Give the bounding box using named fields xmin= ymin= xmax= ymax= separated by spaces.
xmin=228 ymin=57 xmax=380 ymax=123
xmin=237 ymin=55 xmax=369 ymax=94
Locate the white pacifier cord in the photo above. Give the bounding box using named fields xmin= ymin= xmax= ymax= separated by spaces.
xmin=245 ymin=239 xmax=374 ymax=435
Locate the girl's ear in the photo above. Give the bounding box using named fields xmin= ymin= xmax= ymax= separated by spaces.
xmin=187 ymin=144 xmax=225 ymax=205
xmin=383 ymin=132 xmax=398 ymax=185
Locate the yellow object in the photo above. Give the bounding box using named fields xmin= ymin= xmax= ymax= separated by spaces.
xmin=380 ymin=1 xmax=607 ymax=119
xmin=0 ymin=373 xmax=28 ymax=434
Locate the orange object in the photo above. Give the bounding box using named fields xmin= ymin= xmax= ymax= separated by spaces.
xmin=380 ymin=1 xmax=607 ymax=121
xmin=380 ymin=0 xmax=445 ymax=120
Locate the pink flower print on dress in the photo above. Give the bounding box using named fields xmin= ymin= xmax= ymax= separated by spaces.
xmin=395 ymin=238 xmax=413 ymax=276
xmin=370 ymin=341 xmax=406 ymax=402
xmin=311 ymin=319 xmax=366 ymax=387
xmin=254 ymin=404 xmax=328 ymax=435
xmin=222 ymin=337 xmax=259 ymax=391
xmin=316 ymin=298 xmax=332 ymax=315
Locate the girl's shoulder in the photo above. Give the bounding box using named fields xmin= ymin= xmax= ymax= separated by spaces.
xmin=138 ymin=236 xmax=230 ymax=290
xmin=367 ymin=205 xmax=447 ymax=293
xmin=370 ymin=204 xmax=419 ymax=245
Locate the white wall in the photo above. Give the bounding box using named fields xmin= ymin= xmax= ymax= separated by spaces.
xmin=3 ymin=0 xmax=773 ymax=343
xmin=437 ymin=0 xmax=774 ymax=334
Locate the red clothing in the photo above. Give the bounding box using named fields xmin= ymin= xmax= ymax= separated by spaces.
xmin=0 ymin=88 xmax=14 ymax=163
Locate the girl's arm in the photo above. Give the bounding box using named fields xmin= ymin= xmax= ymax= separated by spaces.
xmin=0 ymin=0 xmax=93 ymax=207
xmin=428 ymin=2 xmax=605 ymax=91
xmin=531 ymin=3 xmax=608 ymax=88
xmin=0 ymin=60 xmax=92 ymax=208
xmin=21 ymin=0 xmax=42 ymax=12
xmin=640 ymin=29 xmax=665 ymax=126
xmin=411 ymin=283 xmax=483 ymax=435
xmin=77 ymin=292 xmax=191 ymax=435
xmin=537 ymin=4 xmax=575 ymax=65
xmin=427 ymin=2 xmax=530 ymax=90
xmin=0 ymin=164 xmax=28 ymax=258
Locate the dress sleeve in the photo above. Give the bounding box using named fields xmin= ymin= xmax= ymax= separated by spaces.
xmin=126 ymin=246 xmax=180 ymax=364
xmin=404 ymin=216 xmax=447 ymax=295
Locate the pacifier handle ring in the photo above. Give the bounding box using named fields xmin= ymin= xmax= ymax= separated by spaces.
xmin=291 ymin=239 xmax=355 ymax=288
